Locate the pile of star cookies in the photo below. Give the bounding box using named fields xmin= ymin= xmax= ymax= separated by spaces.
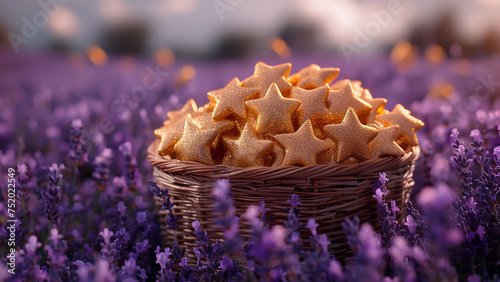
xmin=154 ymin=62 xmax=424 ymax=166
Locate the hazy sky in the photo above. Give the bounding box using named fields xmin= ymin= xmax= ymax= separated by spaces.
xmin=1 ymin=0 xmax=499 ymax=54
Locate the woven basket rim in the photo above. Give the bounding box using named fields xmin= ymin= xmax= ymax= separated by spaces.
xmin=147 ymin=140 xmax=420 ymax=179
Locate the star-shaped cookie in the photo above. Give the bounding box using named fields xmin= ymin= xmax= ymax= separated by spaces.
xmin=173 ymin=119 xmax=219 ymax=164
xmin=376 ymin=104 xmax=424 ymax=146
xmin=208 ymin=78 xmax=260 ymax=120
xmin=154 ymin=113 xmax=191 ymax=154
xmin=324 ymin=108 xmax=378 ymax=162
xmin=242 ymin=62 xmax=292 ymax=97
xmin=224 ymin=123 xmax=274 ymax=167
xmin=369 ymin=125 xmax=405 ymax=158
xmin=290 ymin=86 xmax=333 ymax=126
xmin=327 ymin=82 xmax=372 ymax=123
xmin=274 ymin=120 xmax=332 ymax=166
xmin=245 ymin=83 xmax=301 ymax=135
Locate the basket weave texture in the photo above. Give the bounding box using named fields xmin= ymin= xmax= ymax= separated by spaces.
xmin=148 ymin=140 xmax=420 ymax=259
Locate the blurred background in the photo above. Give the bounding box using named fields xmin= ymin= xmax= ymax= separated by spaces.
xmin=1 ymin=0 xmax=499 ymax=58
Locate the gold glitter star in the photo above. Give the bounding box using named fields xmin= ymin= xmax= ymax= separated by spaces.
xmin=154 ymin=113 xmax=191 ymax=154
xmin=242 ymin=62 xmax=292 ymax=97
xmin=173 ymin=119 xmax=219 ymax=164
xmin=327 ymin=82 xmax=372 ymax=123
xmin=291 ymin=86 xmax=334 ymax=126
xmin=224 ymin=123 xmax=274 ymax=167
xmin=208 ymin=78 xmax=260 ymax=120
xmin=274 ymin=120 xmax=332 ymax=166
xmin=167 ymin=99 xmax=198 ymax=122
xmin=360 ymin=89 xmax=387 ymax=123
xmin=376 ymin=104 xmax=424 ymax=146
xmin=288 ymin=64 xmax=339 ymax=89
xmin=324 ymin=108 xmax=378 ymax=162
xmin=369 ymin=125 xmax=405 ymax=158
xmin=191 ymin=112 xmax=235 ymax=148
xmin=245 ymin=83 xmax=301 ymax=135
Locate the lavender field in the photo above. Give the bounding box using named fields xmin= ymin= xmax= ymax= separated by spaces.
xmin=1 ymin=48 xmax=500 ymax=281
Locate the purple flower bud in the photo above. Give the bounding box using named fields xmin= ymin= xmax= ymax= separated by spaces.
xmin=179 ymin=257 xmax=189 ymax=268
xmin=457 ymin=145 xmax=466 ymax=155
xmin=48 ymin=228 xmax=63 ymax=246
xmin=99 ymin=228 xmax=114 ymax=246
xmin=73 ymin=260 xmax=91 ymax=281
xmin=390 ymin=201 xmax=400 ymax=215
xmin=389 ymin=237 xmax=410 ymax=265
xmin=192 ymin=221 xmax=200 ymax=233
xmin=136 ymin=211 xmax=147 ymax=225
xmin=36 ymin=266 xmax=49 ymax=281
xmin=328 ymin=260 xmax=344 ymax=279
xmin=25 ymin=235 xmax=42 ymax=256
xmin=404 ymin=215 xmax=417 ymax=235
xmin=260 ymin=200 xmax=266 ymax=218
xmin=318 ymin=234 xmax=330 ymax=254
xmin=94 ymin=259 xmax=116 ymax=282
xmin=469 ymin=129 xmax=482 ymax=143
xmin=48 ymin=163 xmax=65 ymax=184
xmin=219 ymin=255 xmax=233 ymax=272
xmin=373 ymin=188 xmax=386 ymax=205
xmin=118 ymin=141 xmax=133 ymax=156
xmin=117 ymin=201 xmax=126 ymax=216
xmin=287 ymin=194 xmax=302 ymax=209
xmin=379 ymin=172 xmax=388 ymax=187
xmin=155 ymin=247 xmax=172 ymax=271
xmin=194 ymin=247 xmax=201 ymax=263
xmin=247 ymin=259 xmax=256 ymax=271
xmin=306 ymin=218 xmax=319 ymax=237
xmin=71 ymin=119 xmax=83 ymax=128
xmin=122 ymin=257 xmax=138 ymax=277
xmin=450 ymin=128 xmax=459 ymax=142
xmin=243 ymin=205 xmax=259 ymax=223
xmin=493 ymin=146 xmax=500 ymax=159
xmin=212 ymin=179 xmax=230 ymax=199
xmin=358 ymin=223 xmax=383 ymax=262
xmin=290 ymin=231 xmax=300 ymax=243
xmin=18 ymin=163 xmax=28 ymax=175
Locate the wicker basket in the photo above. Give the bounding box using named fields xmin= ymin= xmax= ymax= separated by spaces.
xmin=148 ymin=140 xmax=420 ymax=260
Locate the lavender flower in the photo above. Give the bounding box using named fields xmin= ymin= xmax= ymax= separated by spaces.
xmin=17 ymin=163 xmax=31 ymax=197
xmin=67 ymin=119 xmax=88 ymax=172
xmin=469 ymin=129 xmax=490 ymax=171
xmin=152 ymin=182 xmax=177 ymax=233
xmin=41 ymin=164 xmax=64 ymax=225
xmin=212 ymin=179 xmax=241 ymax=253
xmin=92 ymin=148 xmax=113 ymax=190
xmin=119 ymin=142 xmax=141 ymax=192
xmin=155 ymin=246 xmax=175 ymax=281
